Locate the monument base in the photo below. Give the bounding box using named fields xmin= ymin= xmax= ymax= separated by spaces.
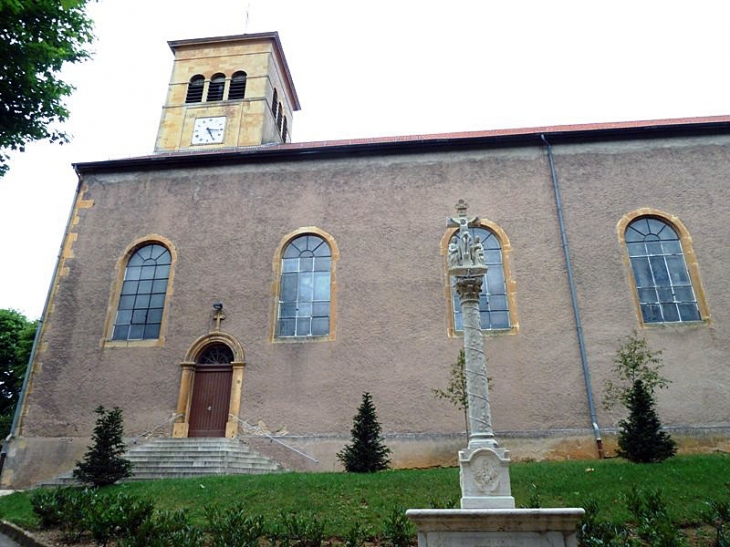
xmin=459 ymin=444 xmax=515 ymax=509
xmin=406 ymin=508 xmax=584 ymax=547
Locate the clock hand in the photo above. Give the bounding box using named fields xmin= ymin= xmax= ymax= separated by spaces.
xmin=207 ymin=127 xmax=214 ymax=138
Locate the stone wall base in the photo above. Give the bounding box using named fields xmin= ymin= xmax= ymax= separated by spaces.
xmin=3 ymin=427 xmax=729 ymax=488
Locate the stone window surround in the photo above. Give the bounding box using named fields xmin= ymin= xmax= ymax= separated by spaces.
xmin=617 ymin=208 xmax=710 ymax=328
xmin=101 ymin=234 xmax=177 ymax=348
xmin=441 ymin=219 xmax=519 ymax=337
xmin=270 ymin=226 xmax=339 ymax=343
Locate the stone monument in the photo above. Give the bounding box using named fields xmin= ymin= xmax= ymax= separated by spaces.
xmin=406 ymin=200 xmax=584 ymax=547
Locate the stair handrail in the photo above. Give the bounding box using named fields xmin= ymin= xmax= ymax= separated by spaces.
xmin=133 ymin=412 xmax=184 ymax=440
xmin=228 ymin=414 xmax=319 ymax=463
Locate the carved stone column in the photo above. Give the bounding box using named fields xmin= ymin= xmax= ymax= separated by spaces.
xmin=448 ymin=200 xmax=514 ymax=510
xmin=172 ymin=361 xmax=195 ymax=438
xmin=226 ymin=361 xmax=246 ymax=438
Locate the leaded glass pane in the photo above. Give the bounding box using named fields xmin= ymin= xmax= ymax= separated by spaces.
xmin=278 ymin=318 xmax=295 ymax=336
xmin=112 ymin=325 xmax=129 ymax=340
xmin=311 ymin=317 xmax=329 ymax=336
xmin=148 ymin=309 xmax=163 ymax=324
xmin=112 ymin=244 xmax=171 ymax=340
xmin=121 ymin=281 xmax=137 ymax=295
xmin=631 ymin=258 xmax=653 ymax=287
xmin=490 ymin=311 xmax=510 ymax=329
xmin=144 ymin=324 xmax=160 ymax=339
xmin=138 ymin=280 xmax=153 ymax=294
xmin=125 ymin=267 xmax=141 ymax=281
xmin=451 ymin=227 xmax=510 ymax=332
xmin=299 ymin=273 xmax=314 ymax=302
xmin=277 ymin=234 xmax=332 ymax=337
xmin=118 ymin=295 xmax=135 ymax=310
xmin=661 ymin=304 xmax=680 ymax=322
xmin=626 ymin=217 xmax=699 ymax=323
xmin=281 ymin=274 xmax=297 ymax=301
xmin=678 ymin=304 xmax=700 ymax=321
xmin=296 ymin=318 xmax=311 ymax=336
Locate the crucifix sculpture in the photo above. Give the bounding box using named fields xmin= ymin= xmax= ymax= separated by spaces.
xmin=447 ymin=199 xmax=514 ymax=510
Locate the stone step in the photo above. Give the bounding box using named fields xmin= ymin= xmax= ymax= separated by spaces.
xmin=34 ymin=438 xmax=285 ymax=488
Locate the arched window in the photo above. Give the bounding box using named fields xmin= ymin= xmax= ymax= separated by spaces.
xmin=272 ymin=89 xmax=279 ymax=118
xmin=112 ymin=244 xmax=171 ymax=340
xmin=281 ymin=116 xmax=288 ymax=142
xmin=228 ymin=71 xmax=247 ymax=100
xmin=185 ymin=75 xmax=204 ymax=103
xmin=625 ymin=216 xmax=701 ymax=323
xmin=277 ymin=102 xmax=284 ymax=132
xmin=207 ymin=73 xmax=226 ymax=102
xmin=277 ymin=234 xmax=332 ymax=337
xmin=450 ymin=227 xmax=510 ymax=331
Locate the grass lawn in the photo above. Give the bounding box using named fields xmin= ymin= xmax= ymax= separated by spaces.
xmin=0 ymin=453 xmax=727 ymax=537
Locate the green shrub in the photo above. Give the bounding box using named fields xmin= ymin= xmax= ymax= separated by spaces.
xmin=206 ymin=503 xmax=266 ymax=547
xmin=343 ymin=521 xmax=369 ymax=547
xmin=337 ymin=392 xmax=390 ymax=473
xmin=119 ymin=509 xmax=204 ymax=547
xmin=698 ymin=486 xmax=730 ymax=547
xmin=381 ymin=506 xmax=414 ymax=547
xmin=74 ymin=406 xmax=133 ymax=486
xmin=275 ymin=511 xmax=326 ymax=547
xmin=604 ymin=333 xmax=676 ymax=463
xmin=578 ymin=488 xmax=686 ymax=547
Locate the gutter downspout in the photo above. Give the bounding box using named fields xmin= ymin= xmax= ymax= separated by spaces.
xmin=0 ymin=170 xmax=85 ymax=477
xmin=540 ymin=134 xmax=604 ymax=458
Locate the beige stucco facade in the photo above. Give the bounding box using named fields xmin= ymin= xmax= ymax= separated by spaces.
xmin=3 ymin=32 xmax=730 ymax=488
xmin=4 ymin=126 xmax=730 ymax=487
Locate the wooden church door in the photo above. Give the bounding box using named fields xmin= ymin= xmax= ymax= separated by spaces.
xmin=188 ymin=343 xmax=233 ymax=437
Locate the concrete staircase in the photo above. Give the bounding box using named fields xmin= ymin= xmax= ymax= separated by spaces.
xmin=37 ymin=438 xmax=285 ymax=487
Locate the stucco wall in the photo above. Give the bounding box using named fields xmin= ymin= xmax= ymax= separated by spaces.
xmin=6 ymin=134 xmax=730 ymax=487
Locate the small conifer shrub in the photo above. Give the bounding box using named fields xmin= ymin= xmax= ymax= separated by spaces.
xmin=604 ymin=333 xmax=676 ymax=463
xmin=337 ymin=392 xmax=391 ymax=473
xmin=74 ymin=406 xmax=133 ymax=486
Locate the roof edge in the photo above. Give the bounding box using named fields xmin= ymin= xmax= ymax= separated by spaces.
xmin=74 ymin=115 xmax=730 ymax=174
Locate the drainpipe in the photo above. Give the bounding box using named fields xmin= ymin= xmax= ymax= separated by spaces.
xmin=0 ymin=170 xmax=85 ymax=476
xmin=540 ymin=134 xmax=604 ymax=459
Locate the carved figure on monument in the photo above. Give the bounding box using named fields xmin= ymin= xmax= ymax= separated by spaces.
xmin=448 ymin=241 xmax=460 ymax=268
xmin=473 ymin=236 xmax=485 ymax=265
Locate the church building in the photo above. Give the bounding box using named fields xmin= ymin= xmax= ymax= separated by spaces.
xmin=3 ymin=32 xmax=730 ymax=487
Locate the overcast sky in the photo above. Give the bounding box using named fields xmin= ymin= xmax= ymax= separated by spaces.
xmin=2 ymin=0 xmax=730 ymax=319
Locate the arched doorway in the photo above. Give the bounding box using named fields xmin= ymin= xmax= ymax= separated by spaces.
xmin=188 ymin=343 xmax=233 ymax=437
xmin=173 ymin=332 xmax=245 ymax=439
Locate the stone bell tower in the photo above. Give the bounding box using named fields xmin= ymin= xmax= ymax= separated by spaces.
xmin=155 ymin=32 xmax=300 ymax=152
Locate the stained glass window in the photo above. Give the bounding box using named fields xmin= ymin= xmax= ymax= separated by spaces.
xmin=451 ymin=227 xmax=510 ymax=331
xmin=112 ymin=244 xmax=171 ymax=340
xmin=625 ymin=217 xmax=700 ymax=323
xmin=277 ymin=235 xmax=332 ymax=337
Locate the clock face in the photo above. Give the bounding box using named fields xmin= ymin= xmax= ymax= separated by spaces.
xmin=192 ymin=116 xmax=226 ymax=144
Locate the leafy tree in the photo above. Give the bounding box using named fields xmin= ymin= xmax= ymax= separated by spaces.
xmin=337 ymin=392 xmax=391 ymax=473
xmin=0 ymin=0 xmax=96 ymax=177
xmin=74 ymin=406 xmax=133 ymax=486
xmin=0 ymin=309 xmax=38 ymax=438
xmin=604 ymin=332 xmax=676 ymax=463
xmin=433 ymin=350 xmax=469 ymax=439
